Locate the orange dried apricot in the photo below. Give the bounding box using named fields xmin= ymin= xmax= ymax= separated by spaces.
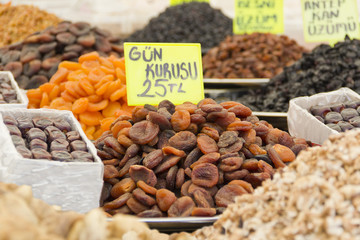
xmin=79 ymin=111 xmax=103 ymax=126
xmin=72 ymin=98 xmax=89 ymax=114
xmin=87 ymin=99 xmax=109 ymax=112
xmin=58 ymin=61 xmax=81 ymax=71
xmin=49 ymin=67 xmax=68 ymax=84
xmin=102 ymin=101 xmax=122 ymax=118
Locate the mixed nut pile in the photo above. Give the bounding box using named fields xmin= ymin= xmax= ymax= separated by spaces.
xmin=96 ymin=99 xmax=310 ymax=217
xmin=3 ymin=115 xmax=93 ymax=162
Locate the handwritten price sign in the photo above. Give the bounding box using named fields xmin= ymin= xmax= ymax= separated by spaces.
xmin=301 ymin=0 xmax=360 ymax=43
xmin=234 ymin=0 xmax=284 ymax=34
xmin=124 ymin=43 xmax=204 ymax=106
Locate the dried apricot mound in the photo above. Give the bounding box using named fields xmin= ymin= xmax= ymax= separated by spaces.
xmin=96 ymin=98 xmax=312 ymax=217
xmin=27 ymin=52 xmax=134 ymax=139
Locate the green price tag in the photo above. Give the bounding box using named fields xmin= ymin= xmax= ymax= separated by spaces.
xmin=124 ymin=43 xmax=204 ymax=106
xmin=301 ymin=0 xmax=360 ymax=43
xmin=170 ymin=0 xmax=209 ymax=6
xmin=233 ymin=0 xmax=284 ymax=34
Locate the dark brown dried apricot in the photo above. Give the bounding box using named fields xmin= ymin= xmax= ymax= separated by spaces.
xmin=162 ymin=146 xmax=186 ymax=157
xmin=197 ymin=98 xmax=217 ymax=108
xmin=166 ymin=165 xmax=178 ymax=190
xmin=241 ymin=159 xmax=260 ymax=172
xmin=129 ymin=120 xmax=159 ymax=145
xmin=197 ymin=135 xmax=218 ymax=154
xmin=240 ymin=129 xmax=256 ymax=147
xmin=106 ymin=205 xmax=132 ymax=215
xmin=258 ymin=160 xmax=275 ymax=176
xmin=191 ymin=114 xmax=206 ymax=125
xmin=190 ymin=152 xmax=220 ymax=168
xmin=191 ymin=163 xmax=218 ymax=188
xmin=137 ymin=210 xmax=162 ymax=218
xmin=147 ymin=111 xmax=172 ymax=130
xmin=191 ymin=207 xmax=216 ymax=217
xmin=156 ymin=188 xmax=177 ymax=212
xmin=175 ymin=102 xmax=197 ymax=114
xmin=215 ymin=184 xmax=247 ymax=207
xmin=218 ymin=131 xmax=238 ymax=148
xmin=104 ymin=136 xmax=125 ymax=154
xmin=111 ymin=178 xmax=136 ymax=198
xmin=103 ymin=192 xmax=132 ymax=211
xmin=171 ymin=110 xmax=191 ymax=131
xmin=278 ymin=132 xmax=295 ymax=148
xmin=118 ymin=156 xmax=141 ymax=177
xmin=224 ymin=169 xmax=249 ymax=181
xmin=248 ymin=144 xmax=267 ymax=155
xmin=227 ymin=104 xmax=252 ymax=118
xmin=253 ymin=122 xmax=270 ymax=136
xmin=154 ymin=155 xmax=181 ymax=174
xmin=215 ymin=112 xmax=236 ymax=128
xmin=273 ymin=144 xmax=296 ymax=163
xmin=129 ymin=165 xmax=157 ymax=187
xmin=132 ymin=106 xmax=149 ymax=123
xmin=167 ymin=196 xmax=195 ymax=217
xmin=157 ymin=129 xmax=175 ymax=149
xmin=264 ymin=128 xmax=283 ymax=145
xmin=184 ymin=147 xmax=202 ymax=169
xmin=206 ymin=109 xmax=228 ymax=122
xmin=143 ymin=149 xmax=163 ymax=169
xmin=219 ymin=157 xmax=243 ymax=172
xmin=175 ymin=168 xmax=185 ymax=189
xmin=169 ymin=131 xmax=197 ymax=151
xmin=219 ymin=138 xmax=244 ymax=155
xmin=193 ymin=188 xmax=215 ymax=208
xmin=226 ymin=120 xmax=252 ymax=131
xmin=137 ymin=180 xmax=157 ymax=195
xmin=158 ymin=99 xmax=175 ymax=114
xmin=118 ymin=144 xmax=140 ymax=168
xmin=200 ymin=104 xmax=223 ymax=113
xmin=268 ymin=146 xmax=286 ymax=168
xmin=201 ymin=127 xmax=220 ymax=141
xmin=126 ymin=197 xmax=149 ymax=214
xmin=132 ymin=188 xmax=156 ymax=206
xmin=228 ymin=180 xmax=254 ymax=193
xmin=180 ymin=180 xmax=192 ymax=196
xmin=104 ymin=165 xmax=119 ymax=179
xmin=244 ymin=172 xmax=270 ymax=188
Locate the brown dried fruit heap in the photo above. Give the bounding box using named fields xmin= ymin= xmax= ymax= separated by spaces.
xmin=0 ymin=21 xmax=124 ymax=89
xmin=192 ymin=128 xmax=360 ymax=239
xmin=96 ymin=99 xmax=310 ymax=218
xmin=202 ymin=33 xmax=307 ymax=79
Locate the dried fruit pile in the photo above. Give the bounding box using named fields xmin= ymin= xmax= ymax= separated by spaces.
xmin=97 ymin=99 xmax=310 ymax=217
xmin=0 ymin=21 xmax=124 ymax=89
xmin=202 ymin=33 xmax=306 ymax=79
xmin=125 ymin=2 xmax=232 ymax=49
xmin=237 ymin=36 xmax=360 ymax=112
xmin=310 ymin=100 xmax=360 ymax=132
xmin=0 ymin=75 xmax=19 ymax=103
xmin=0 ymin=182 xmax=167 ymax=240
xmin=27 ymin=52 xmax=134 ymax=140
xmin=0 ymin=3 xmax=62 ymax=47
xmin=3 ymin=114 xmax=93 ymax=162
xmin=193 ymin=128 xmax=360 ymax=239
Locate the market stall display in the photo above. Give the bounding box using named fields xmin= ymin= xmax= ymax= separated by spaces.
xmin=0 ymin=21 xmax=124 ymax=90
xmin=26 ymin=52 xmax=133 ymax=140
xmin=192 ymin=128 xmax=360 ymax=240
xmin=125 ymin=2 xmax=232 ymax=49
xmin=97 ymin=98 xmax=311 ymax=217
xmin=237 ymin=36 xmax=360 ymax=112
xmin=0 ymin=3 xmax=62 ymax=47
xmin=202 ymin=33 xmax=307 ymax=79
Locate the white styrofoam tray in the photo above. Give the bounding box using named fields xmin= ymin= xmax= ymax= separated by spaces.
xmin=0 ymin=108 xmax=104 ymax=213
xmin=288 ymin=88 xmax=360 ymax=144
xmin=0 ymin=71 xmax=28 ymax=108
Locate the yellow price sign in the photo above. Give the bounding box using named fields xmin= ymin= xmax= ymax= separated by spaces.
xmin=301 ymin=0 xmax=360 ymax=43
xmin=170 ymin=0 xmax=209 ymax=6
xmin=124 ymin=43 xmax=204 ymax=106
xmin=233 ymin=0 xmax=284 ymax=34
